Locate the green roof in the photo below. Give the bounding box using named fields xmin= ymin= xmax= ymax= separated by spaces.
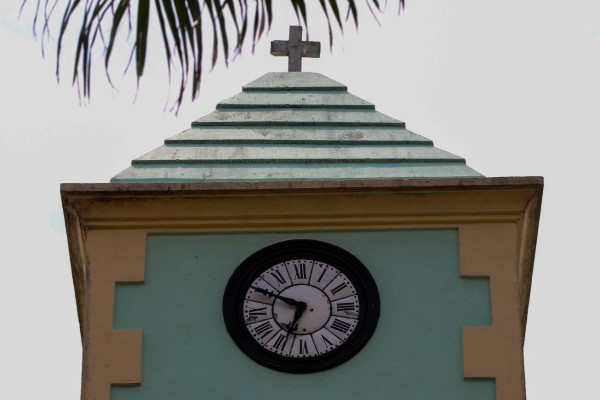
xmin=112 ymin=72 xmax=482 ymax=182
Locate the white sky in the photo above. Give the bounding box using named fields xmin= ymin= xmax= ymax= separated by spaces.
xmin=1 ymin=1 xmax=599 ymax=399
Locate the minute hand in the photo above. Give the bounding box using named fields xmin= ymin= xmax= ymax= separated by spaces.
xmin=251 ymin=286 xmax=305 ymax=308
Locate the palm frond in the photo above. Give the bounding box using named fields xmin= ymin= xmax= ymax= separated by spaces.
xmin=24 ymin=0 xmax=405 ymax=112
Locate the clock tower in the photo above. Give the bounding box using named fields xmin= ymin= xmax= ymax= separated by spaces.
xmin=62 ymin=27 xmax=542 ymax=400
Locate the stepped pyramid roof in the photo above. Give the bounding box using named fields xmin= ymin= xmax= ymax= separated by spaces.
xmin=112 ymin=72 xmax=482 ymax=182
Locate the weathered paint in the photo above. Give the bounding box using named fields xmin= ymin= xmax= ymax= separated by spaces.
xmin=112 ymin=163 xmax=481 ymax=182
xmin=166 ymin=127 xmax=432 ymax=145
xmin=217 ymin=92 xmax=374 ymax=109
xmin=112 ymin=72 xmax=482 ymax=182
xmin=111 ymin=230 xmax=494 ymax=400
xmin=133 ymin=145 xmax=464 ymax=164
xmin=192 ymin=109 xmax=405 ymax=127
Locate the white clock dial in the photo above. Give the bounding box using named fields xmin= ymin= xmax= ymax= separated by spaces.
xmin=223 ymin=239 xmax=380 ymax=373
xmin=243 ymin=258 xmax=360 ymax=358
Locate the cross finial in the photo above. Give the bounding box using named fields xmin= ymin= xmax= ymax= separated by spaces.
xmin=270 ymin=26 xmax=321 ymax=72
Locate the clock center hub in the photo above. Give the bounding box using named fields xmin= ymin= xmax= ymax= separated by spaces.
xmin=273 ymin=284 xmax=331 ymax=334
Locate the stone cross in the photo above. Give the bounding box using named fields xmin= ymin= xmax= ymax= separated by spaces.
xmin=270 ymin=26 xmax=321 ymax=72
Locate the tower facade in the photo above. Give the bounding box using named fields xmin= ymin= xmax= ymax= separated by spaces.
xmin=63 ymin=46 xmax=542 ymax=400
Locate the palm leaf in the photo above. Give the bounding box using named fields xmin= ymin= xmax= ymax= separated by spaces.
xmin=135 ymin=0 xmax=150 ymax=80
xmin=24 ymin=0 xmax=405 ymax=112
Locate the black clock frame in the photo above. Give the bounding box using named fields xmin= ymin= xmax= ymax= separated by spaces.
xmin=222 ymin=239 xmax=380 ymax=373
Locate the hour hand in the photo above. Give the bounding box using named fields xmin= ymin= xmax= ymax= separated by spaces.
xmin=286 ymin=303 xmax=307 ymax=336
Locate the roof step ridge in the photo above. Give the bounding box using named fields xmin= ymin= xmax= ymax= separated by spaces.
xmin=164 ymin=127 xmax=434 ymax=146
xmin=132 ymin=158 xmax=467 ymax=165
xmin=192 ymin=109 xmax=406 ymax=128
xmin=217 ymin=91 xmax=374 ymax=110
xmin=164 ymin=139 xmax=433 ymax=145
xmin=242 ymin=86 xmax=347 ymax=92
xmin=191 ymin=121 xmax=406 ymax=128
xmin=242 ymin=72 xmax=348 ymax=92
xmin=216 ymin=104 xmax=375 ymax=110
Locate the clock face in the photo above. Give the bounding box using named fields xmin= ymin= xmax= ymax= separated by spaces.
xmin=223 ymin=240 xmax=380 ymax=373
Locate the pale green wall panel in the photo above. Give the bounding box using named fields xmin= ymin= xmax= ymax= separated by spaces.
xmin=112 ymin=230 xmax=494 ymax=400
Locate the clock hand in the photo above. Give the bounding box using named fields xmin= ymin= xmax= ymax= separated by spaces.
xmin=286 ymin=302 xmax=307 ymax=337
xmin=250 ymin=286 xmax=305 ymax=308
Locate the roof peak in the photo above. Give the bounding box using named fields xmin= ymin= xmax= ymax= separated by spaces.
xmin=243 ymin=72 xmax=347 ymax=92
xmin=112 ymin=72 xmax=483 ymax=182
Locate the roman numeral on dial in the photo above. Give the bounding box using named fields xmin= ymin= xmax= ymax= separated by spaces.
xmin=270 ymin=270 xmax=287 ymax=285
xmin=272 ymin=333 xmax=288 ymax=351
xmin=260 ymin=262 xmax=293 ymax=290
xmin=336 ymin=302 xmax=355 ymax=312
xmin=324 ymin=275 xmax=356 ymax=300
xmin=244 ymin=300 xmax=273 ymax=324
xmin=332 ymin=296 xmax=360 ymax=318
xmin=285 ymin=259 xmax=313 ymax=284
xmin=330 ymin=318 xmax=352 ymax=334
xmin=321 ymin=335 xmax=335 ymax=347
xmin=248 ymin=306 xmax=267 ymax=316
xmin=298 ymin=338 xmax=309 ymax=355
xmin=317 ymin=267 xmax=328 ymax=283
xmin=247 ymin=319 xmax=281 ymax=345
xmin=330 ymin=282 xmax=347 ymax=295
xmin=309 ymin=262 xmax=338 ymax=289
xmin=294 ymin=263 xmax=306 ymax=280
xmin=313 ymin=328 xmax=343 ymax=355
xmin=289 ymin=335 xmax=318 ymax=358
xmin=254 ymin=321 xmax=274 ymax=336
xmin=266 ymin=331 xmax=293 ymax=355
xmin=326 ymin=317 xmax=357 ymax=340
